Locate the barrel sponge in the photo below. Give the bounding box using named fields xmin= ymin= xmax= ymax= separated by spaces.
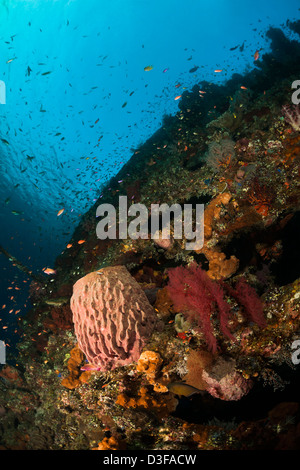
xmin=70 ymin=265 xmax=158 ymax=371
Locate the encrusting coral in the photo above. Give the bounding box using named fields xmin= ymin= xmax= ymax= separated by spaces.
xmin=136 ymin=350 xmax=168 ymax=393
xmin=195 ymin=192 xmax=239 ymax=280
xmin=61 ymin=345 xmax=92 ymax=390
xmin=116 ymin=385 xmax=178 ymax=420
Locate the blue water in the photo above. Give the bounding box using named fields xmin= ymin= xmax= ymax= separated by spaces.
xmin=0 ymin=0 xmax=299 ymax=353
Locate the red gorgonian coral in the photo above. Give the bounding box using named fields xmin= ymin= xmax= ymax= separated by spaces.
xmin=167 ymin=263 xmax=266 ymax=353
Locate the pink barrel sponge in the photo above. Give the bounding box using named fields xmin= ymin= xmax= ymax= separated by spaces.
xmin=70 ymin=265 xmax=158 ymax=371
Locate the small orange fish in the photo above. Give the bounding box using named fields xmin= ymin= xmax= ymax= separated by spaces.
xmin=66 ymin=243 xmax=72 ymax=249
xmin=254 ymin=50 xmax=260 ymax=61
xmin=57 ymin=208 xmax=65 ymax=217
xmin=240 ymin=86 xmax=248 ymax=90
xmin=43 ymin=268 xmax=56 ymax=275
xmin=174 ymin=95 xmax=182 ymax=100
xmin=214 ymin=69 xmax=222 ymax=72
xmin=77 ymin=239 xmax=86 ymax=244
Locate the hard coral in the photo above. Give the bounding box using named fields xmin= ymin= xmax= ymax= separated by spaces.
xmin=70 ymin=265 xmax=158 ymax=371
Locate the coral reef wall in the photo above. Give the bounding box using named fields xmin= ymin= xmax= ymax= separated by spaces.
xmin=0 ymin=23 xmax=300 ymax=451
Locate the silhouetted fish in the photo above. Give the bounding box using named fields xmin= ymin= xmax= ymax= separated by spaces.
xmin=167 ymin=382 xmax=205 ymax=397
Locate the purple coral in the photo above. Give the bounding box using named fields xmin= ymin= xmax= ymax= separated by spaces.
xmin=282 ymin=104 xmax=300 ymax=131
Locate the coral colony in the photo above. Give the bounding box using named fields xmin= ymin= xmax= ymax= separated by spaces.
xmin=1 ymin=20 xmax=300 ymax=452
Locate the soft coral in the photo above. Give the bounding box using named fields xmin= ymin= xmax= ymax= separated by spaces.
xmin=167 ymin=263 xmax=266 ymax=353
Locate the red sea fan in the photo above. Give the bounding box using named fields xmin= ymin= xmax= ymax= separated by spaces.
xmin=222 ymin=278 xmax=266 ymax=328
xmin=167 ymin=263 xmax=235 ymax=353
xmin=167 ymin=263 xmax=266 ymax=353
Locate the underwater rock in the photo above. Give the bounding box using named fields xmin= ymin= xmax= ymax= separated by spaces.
xmin=182 ymin=348 xmax=214 ymax=391
xmin=268 ymin=402 xmax=299 ymax=424
xmin=202 ymin=357 xmax=253 ymax=401
xmin=70 ymin=265 xmax=158 ymax=371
